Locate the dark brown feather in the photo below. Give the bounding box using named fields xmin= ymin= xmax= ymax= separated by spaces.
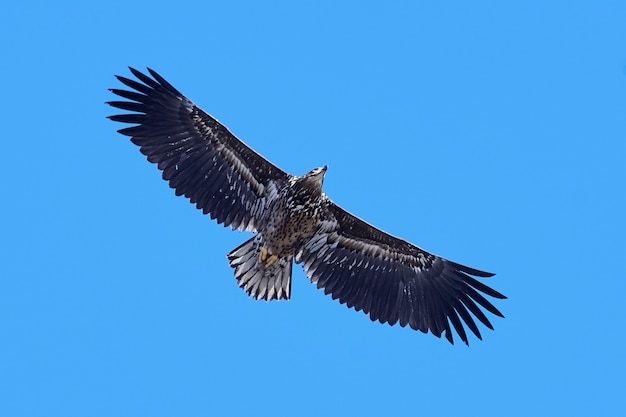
xmin=107 ymin=67 xmax=289 ymax=232
xmin=294 ymin=199 xmax=506 ymax=345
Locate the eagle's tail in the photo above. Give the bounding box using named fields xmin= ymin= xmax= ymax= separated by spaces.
xmin=227 ymin=235 xmax=293 ymax=301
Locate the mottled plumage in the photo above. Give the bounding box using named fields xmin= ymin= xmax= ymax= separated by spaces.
xmin=108 ymin=67 xmax=506 ymax=345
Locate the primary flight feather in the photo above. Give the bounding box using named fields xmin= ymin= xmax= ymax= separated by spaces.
xmin=108 ymin=67 xmax=506 ymax=345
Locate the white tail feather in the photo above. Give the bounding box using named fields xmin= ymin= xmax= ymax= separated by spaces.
xmin=227 ymin=235 xmax=293 ymax=301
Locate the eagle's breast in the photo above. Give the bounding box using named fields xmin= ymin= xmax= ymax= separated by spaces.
xmin=262 ymin=178 xmax=326 ymax=257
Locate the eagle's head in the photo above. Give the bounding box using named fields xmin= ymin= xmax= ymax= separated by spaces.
xmin=307 ymin=165 xmax=327 ymax=187
xmin=295 ymin=165 xmax=327 ymax=195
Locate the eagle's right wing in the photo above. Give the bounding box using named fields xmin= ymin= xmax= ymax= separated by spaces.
xmin=296 ymin=199 xmax=505 ymax=345
xmin=107 ymin=67 xmax=290 ymax=232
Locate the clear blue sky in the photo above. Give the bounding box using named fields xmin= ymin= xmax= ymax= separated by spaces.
xmin=2 ymin=1 xmax=625 ymax=416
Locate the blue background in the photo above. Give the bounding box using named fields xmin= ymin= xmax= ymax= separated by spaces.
xmin=2 ymin=1 xmax=625 ymax=416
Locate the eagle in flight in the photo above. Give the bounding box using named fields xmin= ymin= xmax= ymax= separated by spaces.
xmin=108 ymin=68 xmax=505 ymax=345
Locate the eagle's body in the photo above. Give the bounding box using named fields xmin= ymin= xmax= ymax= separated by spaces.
xmin=263 ymin=169 xmax=327 ymax=258
xmin=228 ymin=169 xmax=329 ymax=301
xmin=108 ymin=68 xmax=506 ymax=345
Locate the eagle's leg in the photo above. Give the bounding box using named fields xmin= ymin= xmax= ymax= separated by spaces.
xmin=259 ymin=246 xmax=268 ymax=263
xmin=258 ymin=246 xmax=278 ymax=267
xmin=265 ymin=254 xmax=279 ymax=267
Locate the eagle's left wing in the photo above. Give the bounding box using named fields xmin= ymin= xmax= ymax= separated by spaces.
xmin=295 ymin=199 xmax=505 ymax=345
xmin=107 ymin=68 xmax=291 ymax=232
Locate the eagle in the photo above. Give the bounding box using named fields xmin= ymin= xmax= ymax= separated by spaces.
xmin=107 ymin=67 xmax=505 ymax=345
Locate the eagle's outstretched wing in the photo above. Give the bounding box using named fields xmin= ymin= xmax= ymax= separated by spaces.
xmin=107 ymin=67 xmax=290 ymax=232
xmin=295 ymin=200 xmax=505 ymax=345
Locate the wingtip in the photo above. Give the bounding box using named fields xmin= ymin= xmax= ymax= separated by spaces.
xmin=452 ymin=261 xmax=496 ymax=278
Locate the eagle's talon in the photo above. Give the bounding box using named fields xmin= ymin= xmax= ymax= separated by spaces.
xmin=259 ymin=247 xmax=278 ymax=267
xmin=259 ymin=247 xmax=268 ymax=263
xmin=265 ymin=254 xmax=278 ymax=267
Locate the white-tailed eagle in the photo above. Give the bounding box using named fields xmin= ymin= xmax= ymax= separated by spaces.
xmin=108 ymin=68 xmax=505 ymax=345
